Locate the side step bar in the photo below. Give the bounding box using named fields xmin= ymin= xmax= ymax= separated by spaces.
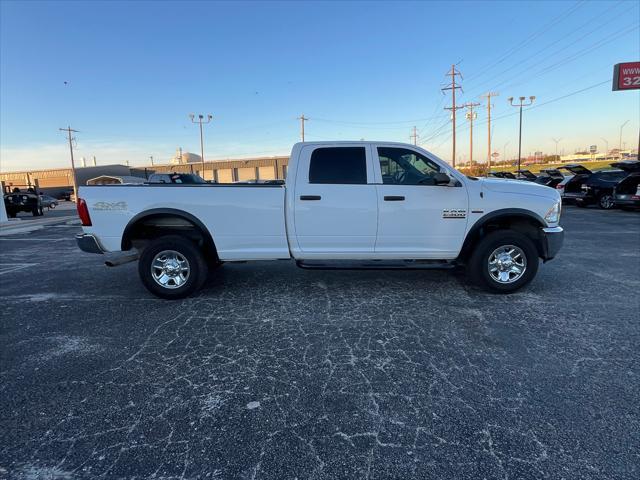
xmin=296 ymin=259 xmax=456 ymax=270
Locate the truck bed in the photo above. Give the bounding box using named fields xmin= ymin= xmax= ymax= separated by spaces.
xmin=79 ymin=184 xmax=290 ymax=260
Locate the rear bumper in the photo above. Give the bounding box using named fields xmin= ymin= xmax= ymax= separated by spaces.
xmin=540 ymin=226 xmax=564 ymax=262
xmin=76 ymin=233 xmax=104 ymax=254
xmin=613 ymin=196 xmax=640 ymax=207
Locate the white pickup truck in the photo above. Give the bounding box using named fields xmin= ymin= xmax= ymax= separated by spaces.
xmin=76 ymin=142 xmax=564 ymax=298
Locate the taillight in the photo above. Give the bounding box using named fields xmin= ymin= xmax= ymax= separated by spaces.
xmin=556 ymin=184 xmax=564 ymax=190
xmin=77 ymin=198 xmax=92 ymax=226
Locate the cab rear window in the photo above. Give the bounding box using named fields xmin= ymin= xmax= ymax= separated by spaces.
xmin=309 ymin=147 xmax=367 ymax=184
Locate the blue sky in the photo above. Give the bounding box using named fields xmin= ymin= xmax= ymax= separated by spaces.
xmin=1 ymin=0 xmax=639 ymax=171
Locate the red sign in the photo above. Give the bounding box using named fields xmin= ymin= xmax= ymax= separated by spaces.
xmin=613 ymin=62 xmax=640 ymax=91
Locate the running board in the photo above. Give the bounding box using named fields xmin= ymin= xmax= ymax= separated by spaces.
xmin=296 ymin=259 xmax=456 ymax=270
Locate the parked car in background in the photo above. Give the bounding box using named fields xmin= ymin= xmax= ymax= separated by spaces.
xmin=488 ymin=171 xmax=517 ymax=179
xmin=39 ymin=194 xmax=59 ymax=209
xmin=515 ymin=170 xmax=537 ymax=181
xmin=535 ymin=169 xmax=565 ymax=188
xmin=59 ymin=189 xmax=74 ymax=201
xmin=3 ymin=189 xmax=43 ymax=217
xmin=558 ymin=164 xmax=626 ymax=208
xmin=612 ymin=161 xmax=640 ymax=210
xmin=555 ymin=174 xmax=574 ymax=199
xmin=147 ymin=173 xmax=207 ymax=184
xmin=571 ymin=162 xmax=639 ymax=209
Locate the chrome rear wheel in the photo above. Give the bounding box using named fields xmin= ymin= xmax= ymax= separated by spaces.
xmin=151 ymin=250 xmax=190 ymax=289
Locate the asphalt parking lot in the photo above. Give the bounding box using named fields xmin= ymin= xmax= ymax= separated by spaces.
xmin=1 ymin=206 xmax=639 ymax=480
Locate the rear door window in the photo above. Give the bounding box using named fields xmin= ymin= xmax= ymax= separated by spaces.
xmin=309 ymin=147 xmax=367 ymax=184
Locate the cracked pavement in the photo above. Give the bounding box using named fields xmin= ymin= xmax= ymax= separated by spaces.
xmin=1 ymin=206 xmax=639 ymax=479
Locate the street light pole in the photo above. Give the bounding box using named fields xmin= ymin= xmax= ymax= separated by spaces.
xmin=508 ymin=96 xmax=535 ymax=175
xmin=619 ymin=120 xmax=629 ymax=155
xmin=600 ymin=138 xmax=609 ymax=158
xmin=551 ymin=137 xmax=562 ymax=159
xmin=189 ymin=113 xmax=213 ymax=178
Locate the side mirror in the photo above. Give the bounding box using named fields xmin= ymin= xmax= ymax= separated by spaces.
xmin=433 ymin=172 xmax=451 ymax=185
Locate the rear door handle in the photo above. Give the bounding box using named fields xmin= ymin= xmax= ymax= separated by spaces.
xmin=384 ymin=196 xmax=405 ymax=201
xmin=300 ymin=195 xmax=321 ymax=201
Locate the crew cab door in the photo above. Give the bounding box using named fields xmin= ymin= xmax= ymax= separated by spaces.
xmin=372 ymin=146 xmax=468 ymax=259
xmin=292 ymin=145 xmax=378 ymax=256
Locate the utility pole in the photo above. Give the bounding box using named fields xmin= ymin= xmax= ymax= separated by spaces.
xmin=410 ymin=126 xmax=419 ymax=146
xmin=508 ymin=96 xmax=535 ymax=175
xmin=59 ymin=126 xmax=79 ymax=200
xmin=189 ymin=113 xmax=213 ymax=178
xmin=298 ymin=114 xmax=308 ymax=142
xmin=464 ymin=102 xmax=480 ymax=164
xmin=551 ymin=137 xmax=563 ymax=159
xmin=92 ymin=156 xmax=97 ymax=166
xmin=442 ymin=64 xmax=463 ymax=168
xmin=150 ymin=155 xmax=154 ymax=166
xmin=482 ymin=92 xmax=498 ymax=172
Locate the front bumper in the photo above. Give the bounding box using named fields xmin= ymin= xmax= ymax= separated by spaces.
xmin=76 ymin=233 xmax=104 ymax=254
xmin=540 ymin=226 xmax=564 ymax=262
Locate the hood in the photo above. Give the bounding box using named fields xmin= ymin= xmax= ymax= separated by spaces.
xmin=480 ymin=177 xmax=558 ymax=198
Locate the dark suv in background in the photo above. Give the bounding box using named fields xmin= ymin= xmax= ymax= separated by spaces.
xmin=3 ymin=188 xmax=44 ymax=217
xmin=613 ymin=161 xmax=640 ymax=210
xmin=559 ymin=164 xmax=628 ymax=209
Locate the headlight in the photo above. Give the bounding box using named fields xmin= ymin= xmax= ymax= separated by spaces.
xmin=545 ymin=200 xmax=561 ymax=224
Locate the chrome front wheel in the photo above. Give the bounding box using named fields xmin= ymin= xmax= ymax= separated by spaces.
xmin=487 ymin=245 xmax=527 ymax=284
xmin=151 ymin=250 xmax=190 ymax=289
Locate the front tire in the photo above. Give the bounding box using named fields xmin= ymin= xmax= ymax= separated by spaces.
xmin=138 ymin=235 xmax=208 ymax=299
xmin=467 ymin=231 xmax=539 ymax=293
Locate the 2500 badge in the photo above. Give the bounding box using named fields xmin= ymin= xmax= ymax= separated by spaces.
xmin=442 ymin=209 xmax=467 ymax=219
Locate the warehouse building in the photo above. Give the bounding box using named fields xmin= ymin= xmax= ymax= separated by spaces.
xmin=0 ymin=154 xmax=290 ymax=197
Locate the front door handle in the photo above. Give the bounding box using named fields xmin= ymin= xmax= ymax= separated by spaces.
xmin=384 ymin=196 xmax=405 ymax=201
xmin=300 ymin=195 xmax=321 ymax=201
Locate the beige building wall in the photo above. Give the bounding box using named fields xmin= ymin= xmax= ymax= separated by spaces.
xmin=216 ymin=169 xmax=234 ymax=183
xmin=257 ymin=166 xmax=275 ymax=180
xmin=237 ymin=167 xmax=255 ymax=181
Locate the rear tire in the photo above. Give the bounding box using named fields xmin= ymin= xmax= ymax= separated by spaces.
xmin=467 ymin=230 xmax=539 ymax=293
xmin=597 ymin=193 xmax=614 ymax=210
xmin=138 ymin=235 xmax=208 ymax=299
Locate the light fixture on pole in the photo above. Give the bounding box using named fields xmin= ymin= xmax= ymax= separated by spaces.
xmin=508 ymin=96 xmax=535 ymax=176
xmin=189 ymin=113 xmax=213 ymax=178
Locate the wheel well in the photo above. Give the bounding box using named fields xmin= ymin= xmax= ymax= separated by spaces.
xmin=121 ymin=211 xmax=218 ymax=260
xmin=458 ymin=214 xmax=545 ymax=263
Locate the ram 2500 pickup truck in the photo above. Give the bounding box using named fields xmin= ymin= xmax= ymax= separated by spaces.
xmin=76 ymin=142 xmax=564 ymax=299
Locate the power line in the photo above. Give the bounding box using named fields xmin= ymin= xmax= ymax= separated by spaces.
xmin=466 ymin=0 xmax=585 ymax=83
xmin=465 ymin=0 xmax=628 ymax=97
